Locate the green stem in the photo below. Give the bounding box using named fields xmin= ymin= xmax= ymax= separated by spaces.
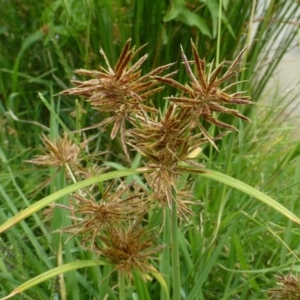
xmin=216 ymin=0 xmax=222 ymax=65
xmin=119 ymin=271 xmax=126 ymax=300
xmin=160 ymin=209 xmax=171 ymax=300
xmin=65 ymin=164 xmax=77 ymax=184
xmin=171 ymin=187 xmax=181 ymax=300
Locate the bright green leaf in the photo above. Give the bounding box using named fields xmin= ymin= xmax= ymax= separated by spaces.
xmin=200 ymin=169 xmax=300 ymax=225
xmin=163 ymin=0 xmax=185 ymax=22
xmin=206 ymin=0 xmax=219 ymax=38
xmin=0 ymin=260 xmax=108 ymax=300
xmin=178 ymin=8 xmax=211 ymax=37
xmin=0 ymin=168 xmax=146 ymax=234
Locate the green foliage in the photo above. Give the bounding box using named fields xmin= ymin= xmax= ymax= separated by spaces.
xmin=1 ymin=0 xmax=300 ymax=299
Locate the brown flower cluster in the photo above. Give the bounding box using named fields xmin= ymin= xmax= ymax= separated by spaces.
xmin=56 ymin=182 xmax=146 ymax=250
xmin=96 ymin=221 xmax=164 ymax=277
xmin=58 ymin=181 xmax=163 ymax=277
xmin=27 ymin=38 xmax=251 ymax=280
xmin=125 ymin=41 xmax=249 ymax=210
xmin=60 ymin=38 xmax=175 ymax=157
xmin=26 ymin=133 xmax=86 ymax=168
xmin=127 ymin=104 xmax=225 ymax=211
xmin=153 ymin=41 xmax=251 ymax=146
xmin=268 ymin=273 xmax=300 ymax=299
xmin=25 ymin=133 xmax=101 ymax=189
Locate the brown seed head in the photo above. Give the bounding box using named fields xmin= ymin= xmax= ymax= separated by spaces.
xmin=60 ymin=38 xmax=175 ymax=157
xmin=96 ymin=221 xmax=164 ymax=278
xmin=152 ymin=40 xmax=251 ymax=144
xmin=25 ymin=133 xmax=86 ymax=169
xmin=128 ymin=104 xmax=212 ymax=210
xmin=268 ymin=273 xmax=300 ymax=300
xmin=57 ymin=181 xmax=146 ymax=250
xmin=128 ymin=105 xmax=203 ymax=167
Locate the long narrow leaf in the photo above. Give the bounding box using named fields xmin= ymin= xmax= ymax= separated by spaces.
xmin=200 ymin=169 xmax=300 ymax=225
xmin=0 ymin=260 xmax=108 ymax=300
xmin=0 ymin=168 xmax=146 ymax=234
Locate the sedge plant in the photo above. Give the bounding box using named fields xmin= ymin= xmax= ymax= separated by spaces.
xmin=1 ymin=38 xmax=300 ymax=300
xmin=59 ymin=38 xmax=251 ymax=299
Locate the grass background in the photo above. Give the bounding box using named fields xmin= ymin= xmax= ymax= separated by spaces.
xmin=0 ymin=0 xmax=300 ymax=299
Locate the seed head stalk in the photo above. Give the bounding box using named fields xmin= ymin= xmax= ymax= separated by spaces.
xmin=65 ymin=163 xmax=86 ymax=198
xmin=161 ymin=209 xmax=171 ymax=299
xmin=118 ymin=271 xmax=126 ymax=300
xmin=171 ymin=186 xmax=181 ymax=300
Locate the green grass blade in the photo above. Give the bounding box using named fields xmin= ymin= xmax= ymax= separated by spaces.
xmin=0 ymin=260 xmax=108 ymax=300
xmin=200 ymin=169 xmax=300 ymax=225
xmin=132 ymin=271 xmax=151 ymax=300
xmin=186 ymin=226 xmax=233 ymax=300
xmin=0 ymin=169 xmax=145 ymax=234
xmin=151 ymin=271 xmax=170 ymax=300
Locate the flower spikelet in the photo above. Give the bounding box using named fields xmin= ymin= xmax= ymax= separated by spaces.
xmin=60 ymin=38 xmax=175 ymax=157
xmin=268 ymin=273 xmax=300 ymax=299
xmin=96 ymin=220 xmax=164 ymax=278
xmin=128 ymin=104 xmax=222 ymax=212
xmin=128 ymin=104 xmax=225 ymax=208
xmin=57 ymin=182 xmax=146 ymax=250
xmin=25 ymin=133 xmax=86 ymax=169
xmin=152 ymin=40 xmax=251 ymax=145
xmin=148 ymin=180 xmax=197 ymax=218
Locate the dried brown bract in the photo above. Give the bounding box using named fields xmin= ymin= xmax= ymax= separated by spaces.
xmin=153 ymin=40 xmax=251 ymax=146
xmin=96 ymin=221 xmax=164 ymax=278
xmin=127 ymin=105 xmax=195 ymax=206
xmin=268 ymin=273 xmax=300 ymax=300
xmin=57 ymin=182 xmax=146 ymax=250
xmin=128 ymin=104 xmax=225 ymax=209
xmin=60 ymin=38 xmax=175 ymax=157
xmin=148 ymin=181 xmax=197 ymax=218
xmin=25 ymin=133 xmax=87 ymax=170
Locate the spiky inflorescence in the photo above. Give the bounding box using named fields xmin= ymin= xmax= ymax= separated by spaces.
xmin=95 ymin=220 xmax=164 ymax=278
xmin=127 ymin=105 xmax=194 ymax=207
xmin=127 ymin=104 xmax=226 ymax=213
xmin=57 ymin=182 xmax=146 ymax=250
xmin=152 ymin=40 xmax=251 ymax=148
xmin=57 ymin=40 xmax=251 ymax=219
xmin=25 ymin=133 xmax=86 ymax=170
xmin=60 ymin=38 xmax=175 ymax=157
xmin=268 ymin=274 xmax=300 ymax=300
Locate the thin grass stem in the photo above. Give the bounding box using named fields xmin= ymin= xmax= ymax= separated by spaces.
xmin=171 ymin=187 xmax=181 ymax=300
xmin=65 ymin=164 xmax=77 ymax=184
xmin=119 ymin=271 xmax=126 ymax=300
xmin=160 ymin=209 xmax=171 ymax=300
xmin=216 ymin=0 xmax=222 ymax=66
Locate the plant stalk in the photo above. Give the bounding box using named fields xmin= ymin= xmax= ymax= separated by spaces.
xmin=119 ymin=271 xmax=126 ymax=300
xmin=171 ymin=187 xmax=181 ymax=300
